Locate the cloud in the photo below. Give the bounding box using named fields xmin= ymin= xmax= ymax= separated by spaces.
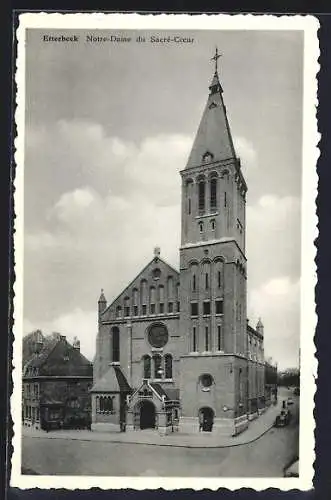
xmin=248 ymin=276 xmax=300 ymax=369
xmin=24 ymin=121 xmax=187 ymax=331
xmin=246 ymin=194 xmax=301 ymax=288
xmin=233 ymin=136 xmax=258 ymax=174
xmin=23 ymin=119 xmax=301 ymax=370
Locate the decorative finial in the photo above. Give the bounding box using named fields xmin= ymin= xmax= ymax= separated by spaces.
xmin=211 ymin=47 xmax=222 ymax=74
xmin=154 ymin=246 xmax=160 ymax=257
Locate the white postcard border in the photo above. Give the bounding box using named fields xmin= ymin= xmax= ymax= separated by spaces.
xmin=12 ymin=12 xmax=319 ymax=491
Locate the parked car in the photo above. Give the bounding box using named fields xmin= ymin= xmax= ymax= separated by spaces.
xmin=284 ymin=459 xmax=299 ymax=477
xmin=287 ymin=397 xmax=294 ymax=405
xmin=274 ymin=409 xmax=291 ymax=427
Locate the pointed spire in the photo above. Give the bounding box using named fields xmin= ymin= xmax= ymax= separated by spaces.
xmin=185 ymin=51 xmax=236 ymax=169
xmin=209 ymin=47 xmax=223 ymax=94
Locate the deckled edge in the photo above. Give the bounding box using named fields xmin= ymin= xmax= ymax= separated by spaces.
xmin=11 ymin=11 xmax=320 ymax=492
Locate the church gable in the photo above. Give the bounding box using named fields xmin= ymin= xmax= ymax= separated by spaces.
xmin=101 ymin=250 xmax=179 ymax=322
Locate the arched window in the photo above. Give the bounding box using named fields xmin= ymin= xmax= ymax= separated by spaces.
xmin=210 ymin=174 xmax=217 ymax=211
xmin=141 ymin=279 xmax=147 ymax=315
xmin=100 ymin=396 xmax=104 ymax=413
xmin=167 ymin=276 xmax=174 ymax=298
xmin=150 ymin=286 xmax=156 ymax=314
xmin=186 ymin=179 xmax=193 ymax=215
xmin=176 ymin=282 xmax=180 ymax=312
xmin=190 ymin=262 xmax=198 ymax=292
xmin=199 ymin=221 xmax=204 ymax=233
xmin=165 ymin=354 xmax=173 ymax=379
xmin=132 ymin=288 xmax=139 ymax=316
xmin=124 ymin=297 xmax=130 ymax=317
xmin=202 ymin=260 xmax=211 ymax=292
xmin=133 ymin=288 xmax=138 ymax=304
xmin=198 ymin=176 xmax=205 ymax=213
xmin=105 ymin=396 xmax=113 ymax=413
xmin=205 ymin=326 xmax=209 ymax=351
xmin=217 ymin=324 xmax=224 ymax=351
xmin=112 ymin=327 xmax=120 ymax=362
xmin=153 ymin=354 xmax=162 ymax=378
xmin=143 ymin=355 xmax=151 ymax=378
xmin=158 ymin=285 xmax=164 ymax=313
xmin=192 ymin=326 xmax=197 ymax=352
xmin=210 ymin=219 xmax=215 ymax=231
xmin=214 ymin=259 xmax=224 ymax=289
xmin=116 ymin=305 xmax=122 ymax=318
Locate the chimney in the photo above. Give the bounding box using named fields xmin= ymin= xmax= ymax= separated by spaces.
xmin=35 ymin=329 xmax=43 ymax=354
xmin=73 ymin=336 xmax=80 ymax=351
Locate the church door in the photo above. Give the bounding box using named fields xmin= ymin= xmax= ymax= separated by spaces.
xmin=140 ymin=401 xmax=156 ymax=429
xmin=199 ymin=407 xmax=214 ymax=432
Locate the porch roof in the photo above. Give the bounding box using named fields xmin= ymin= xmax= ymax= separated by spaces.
xmin=90 ymin=364 xmax=131 ymax=393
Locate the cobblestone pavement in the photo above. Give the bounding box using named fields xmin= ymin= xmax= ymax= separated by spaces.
xmin=22 ymin=389 xmax=295 ymax=448
xmin=21 ymin=388 xmax=299 ymax=477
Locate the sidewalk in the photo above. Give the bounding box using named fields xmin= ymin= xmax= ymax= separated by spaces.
xmin=22 ymin=401 xmax=282 ymax=449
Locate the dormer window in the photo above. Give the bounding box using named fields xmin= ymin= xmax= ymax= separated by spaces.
xmin=202 ymin=151 xmax=214 ymax=163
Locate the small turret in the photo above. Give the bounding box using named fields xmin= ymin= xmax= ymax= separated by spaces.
xmin=256 ymin=318 xmax=264 ymax=337
xmin=98 ymin=289 xmax=107 ymax=316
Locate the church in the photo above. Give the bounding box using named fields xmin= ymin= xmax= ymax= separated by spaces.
xmin=90 ymin=52 xmax=266 ymax=436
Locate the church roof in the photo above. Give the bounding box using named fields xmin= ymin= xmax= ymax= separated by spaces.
xmin=23 ymin=333 xmax=92 ymax=377
xmin=185 ymin=71 xmax=236 ymax=170
xmin=101 ymin=252 xmax=179 ymax=318
xmin=149 ymin=383 xmax=169 ymax=399
xmin=90 ymin=364 xmax=131 ymax=393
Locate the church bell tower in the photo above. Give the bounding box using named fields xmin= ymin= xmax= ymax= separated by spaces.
xmin=179 ymin=50 xmax=249 ymax=431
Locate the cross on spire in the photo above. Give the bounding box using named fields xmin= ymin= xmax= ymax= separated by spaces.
xmin=211 ymin=47 xmax=222 ymax=74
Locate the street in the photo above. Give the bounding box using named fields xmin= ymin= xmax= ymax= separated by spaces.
xmin=22 ymin=389 xmax=299 ymax=477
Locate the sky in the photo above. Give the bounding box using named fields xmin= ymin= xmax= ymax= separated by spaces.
xmin=23 ymin=28 xmax=304 ymax=370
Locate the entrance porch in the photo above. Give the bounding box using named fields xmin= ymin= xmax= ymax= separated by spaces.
xmin=127 ymin=379 xmax=180 ymax=435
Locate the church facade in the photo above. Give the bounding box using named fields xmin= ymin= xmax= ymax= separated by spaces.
xmin=91 ymin=59 xmax=266 ymax=436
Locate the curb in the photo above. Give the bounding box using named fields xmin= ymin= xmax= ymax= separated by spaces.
xmin=23 ymin=423 xmax=275 ymax=449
